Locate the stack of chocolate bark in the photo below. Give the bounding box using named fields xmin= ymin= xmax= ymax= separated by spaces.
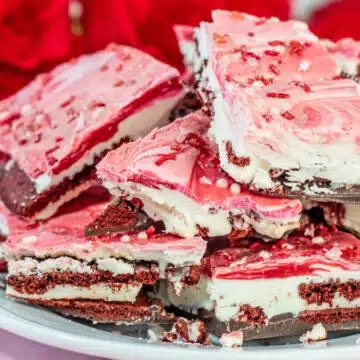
xmin=2 ymin=11 xmax=360 ymax=346
xmin=0 ymin=44 xmax=192 ymax=325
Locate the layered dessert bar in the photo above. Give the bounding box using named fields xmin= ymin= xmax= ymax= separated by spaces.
xmin=0 ymin=44 xmax=183 ymax=220
xmin=193 ymin=11 xmax=360 ymax=198
xmin=168 ymin=225 xmax=360 ymax=340
xmin=5 ymin=191 xmax=206 ymax=323
xmin=196 ymin=11 xmax=336 ymax=92
xmin=97 ymin=111 xmax=302 ymax=240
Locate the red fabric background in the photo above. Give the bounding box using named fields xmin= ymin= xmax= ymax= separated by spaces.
xmin=309 ymin=0 xmax=360 ymax=42
xmin=0 ymin=0 xmax=290 ymax=99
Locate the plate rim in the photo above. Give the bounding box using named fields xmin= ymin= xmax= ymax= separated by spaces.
xmin=1 ymin=297 xmax=360 ymax=360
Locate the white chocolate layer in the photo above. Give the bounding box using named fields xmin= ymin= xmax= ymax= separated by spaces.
xmin=113 ymin=182 xmax=299 ymax=239
xmin=7 ymin=282 xmax=142 ymax=302
xmin=7 ymin=256 xmax=136 ymax=277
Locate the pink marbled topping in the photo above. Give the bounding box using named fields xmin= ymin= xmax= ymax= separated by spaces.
xmin=225 ymin=79 xmax=360 ymax=157
xmin=202 ymin=12 xmax=319 ymax=57
xmin=97 ymin=111 xmax=301 ymax=220
xmin=0 ymin=44 xmax=181 ymax=179
xmin=201 ymin=11 xmax=337 ymax=89
xmin=206 ymin=226 xmax=360 ymax=280
xmin=327 ymin=38 xmax=360 ymax=61
xmin=4 ymin=192 xmax=206 ymax=261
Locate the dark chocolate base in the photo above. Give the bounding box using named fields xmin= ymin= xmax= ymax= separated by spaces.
xmin=169 ymin=90 xmax=202 ymax=121
xmin=197 ymin=308 xmax=360 ymax=341
xmin=85 ymin=200 xmax=152 ymax=236
xmin=0 ymin=137 xmax=130 ymax=218
xmin=22 ymin=293 xmax=175 ymax=324
xmin=251 ymin=178 xmax=360 ymax=204
xmin=0 ymin=161 xmax=97 ymax=218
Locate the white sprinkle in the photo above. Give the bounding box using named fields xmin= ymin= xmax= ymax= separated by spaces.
xmin=74 ymin=112 xmax=86 ymax=133
xmin=281 ymin=243 xmax=294 ymax=250
xmin=252 ymin=81 xmax=264 ymax=87
xmin=121 ymin=235 xmax=130 ymax=242
xmin=200 ymin=176 xmax=212 ymax=185
xmin=22 ymin=235 xmax=37 ymax=244
xmin=312 ymin=236 xmax=325 ymax=245
xmin=274 ymin=45 xmax=285 ymax=53
xmin=137 ymin=232 xmax=148 ymax=240
xmin=216 ymin=178 xmax=228 ymax=189
xmin=220 ymin=331 xmax=244 ymax=347
xmin=270 ymin=107 xmax=280 ymax=115
xmin=35 ymin=114 xmax=44 ymax=123
xmin=269 ymin=17 xmax=280 ymax=23
xmin=258 ymin=250 xmax=271 ymax=259
xmin=21 ymin=104 xmax=33 ymax=116
xmin=298 ymin=61 xmax=310 ymax=72
xmin=0 ymin=111 xmax=9 ymax=121
xmin=304 ymin=226 xmax=315 ymax=237
xmin=92 ymin=106 xmax=105 ymax=119
xmin=299 ymin=323 xmax=327 ymax=343
xmin=230 ymin=183 xmax=241 ymax=195
xmin=4 ymin=158 xmax=15 ymax=171
xmin=325 ymin=247 xmax=342 ymax=260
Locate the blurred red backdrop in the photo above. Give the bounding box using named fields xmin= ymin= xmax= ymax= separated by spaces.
xmin=0 ymin=0 xmax=358 ymax=99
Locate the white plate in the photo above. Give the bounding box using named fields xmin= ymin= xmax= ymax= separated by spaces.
xmin=1 ymin=290 xmax=360 ymax=360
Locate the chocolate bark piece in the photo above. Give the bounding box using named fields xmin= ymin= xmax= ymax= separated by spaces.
xmin=97 ymin=111 xmax=302 ymax=241
xmin=85 ymin=200 xmax=152 ymax=236
xmin=0 ymin=160 xmax=98 ymax=218
xmin=168 ymin=225 xmax=360 ymax=342
xmin=199 ymin=308 xmax=360 ymax=341
xmin=0 ymin=44 xmax=182 ymax=219
xmin=195 ymin=10 xmax=360 ymax=199
xmin=23 ymin=293 xmax=175 ymax=324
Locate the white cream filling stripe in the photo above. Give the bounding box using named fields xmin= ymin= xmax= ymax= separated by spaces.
xmin=7 ymin=256 xmax=135 ymax=277
xmin=7 ymin=283 xmax=142 ymax=302
xmin=107 ymin=181 xmax=299 ymax=239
